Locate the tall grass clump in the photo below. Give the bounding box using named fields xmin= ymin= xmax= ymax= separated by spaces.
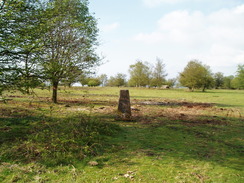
xmin=0 ymin=115 xmax=121 ymax=166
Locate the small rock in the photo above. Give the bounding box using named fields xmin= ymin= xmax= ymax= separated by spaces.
xmin=88 ymin=161 xmax=98 ymax=166
xmin=123 ymin=171 xmax=135 ymax=179
xmin=124 ymin=174 xmax=129 ymax=178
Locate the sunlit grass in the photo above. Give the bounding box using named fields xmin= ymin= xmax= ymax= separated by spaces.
xmin=0 ymin=87 xmax=243 ymax=182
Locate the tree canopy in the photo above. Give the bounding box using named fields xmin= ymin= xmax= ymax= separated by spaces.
xmin=179 ymin=60 xmax=214 ymax=91
xmin=107 ymin=73 xmax=127 ymax=87
xmin=128 ymin=61 xmax=151 ymax=87
xmin=150 ymin=58 xmax=167 ymax=87
xmin=234 ymin=64 xmax=244 ymax=89
xmin=214 ymin=72 xmax=224 ymax=89
xmin=0 ymin=0 xmax=43 ymax=94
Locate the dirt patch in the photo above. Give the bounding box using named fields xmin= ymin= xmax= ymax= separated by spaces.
xmin=129 ymin=101 xmax=230 ymax=126
xmin=7 ymin=95 xmax=27 ymax=98
xmin=58 ymin=98 xmax=117 ymax=106
xmin=58 ymin=99 xmax=85 ymax=104
xmin=134 ymin=100 xmax=214 ymax=108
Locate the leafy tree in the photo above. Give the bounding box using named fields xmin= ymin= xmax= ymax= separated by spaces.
xmin=107 ymin=73 xmax=127 ymax=87
xmin=107 ymin=76 xmax=115 ymax=87
xmin=179 ymin=60 xmax=214 ymax=92
xmin=230 ymin=77 xmax=239 ymax=89
xmin=223 ymin=75 xmax=234 ymax=89
xmin=87 ymin=78 xmax=101 ymax=87
xmin=150 ymin=58 xmax=167 ymax=87
xmin=214 ymin=72 xmax=224 ymax=89
xmin=0 ymin=0 xmax=99 ymax=100
xmin=99 ymin=74 xmax=108 ymax=87
xmin=40 ymin=0 xmax=99 ymax=103
xmin=166 ymin=78 xmax=177 ymax=88
xmin=235 ymin=64 xmax=244 ymax=89
xmin=128 ymin=61 xmax=151 ymax=87
xmin=0 ymin=0 xmax=43 ymax=94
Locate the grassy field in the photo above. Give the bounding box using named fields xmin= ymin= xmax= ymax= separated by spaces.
xmin=0 ymin=87 xmax=243 ymax=182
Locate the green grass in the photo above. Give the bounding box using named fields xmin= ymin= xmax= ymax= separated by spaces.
xmin=0 ymin=87 xmax=243 ymax=182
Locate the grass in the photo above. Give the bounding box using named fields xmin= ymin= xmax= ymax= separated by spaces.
xmin=0 ymin=87 xmax=243 ymax=182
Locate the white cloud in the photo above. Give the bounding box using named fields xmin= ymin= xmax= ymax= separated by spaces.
xmin=134 ymin=4 xmax=244 ymax=68
xmin=143 ymin=0 xmax=187 ymax=7
xmin=234 ymin=4 xmax=244 ymax=14
xmin=134 ymin=10 xmax=206 ymax=45
xmin=101 ymin=22 xmax=120 ymax=33
xmin=187 ymin=45 xmax=244 ymax=66
xmin=143 ymin=0 xmax=207 ymax=7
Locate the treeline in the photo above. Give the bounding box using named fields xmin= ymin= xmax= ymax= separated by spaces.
xmin=179 ymin=60 xmax=244 ymax=91
xmin=77 ymin=59 xmax=244 ymax=91
xmin=67 ymin=58 xmax=174 ymax=88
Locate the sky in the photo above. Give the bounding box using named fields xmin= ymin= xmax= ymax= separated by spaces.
xmin=89 ymin=0 xmax=244 ymax=79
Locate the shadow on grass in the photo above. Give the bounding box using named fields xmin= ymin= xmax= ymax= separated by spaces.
xmin=94 ymin=114 xmax=244 ymax=171
xmin=0 ymin=109 xmax=121 ymax=167
xmin=0 ymin=100 xmax=243 ymax=173
xmin=0 ymin=116 xmax=45 ymax=145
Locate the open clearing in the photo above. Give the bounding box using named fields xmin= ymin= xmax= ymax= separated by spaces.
xmin=0 ymin=87 xmax=243 ymax=183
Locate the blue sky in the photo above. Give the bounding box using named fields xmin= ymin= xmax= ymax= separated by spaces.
xmin=89 ymin=0 xmax=244 ymax=79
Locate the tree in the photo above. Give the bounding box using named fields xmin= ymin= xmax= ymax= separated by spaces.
xmin=0 ymin=0 xmax=99 ymax=100
xmin=0 ymin=0 xmax=44 ymax=94
xmin=41 ymin=0 xmax=99 ymax=103
xmin=235 ymin=64 xmax=244 ymax=89
xmin=128 ymin=61 xmax=150 ymax=87
xmin=179 ymin=60 xmax=214 ymax=91
xmin=87 ymin=78 xmax=101 ymax=87
xmin=99 ymin=74 xmax=108 ymax=87
xmin=214 ymin=72 xmax=224 ymax=89
xmin=166 ymin=78 xmax=177 ymax=88
xmin=107 ymin=73 xmax=127 ymax=87
xmin=150 ymin=58 xmax=167 ymax=87
xmin=231 ymin=77 xmax=239 ymax=89
xmin=223 ymin=75 xmax=234 ymax=89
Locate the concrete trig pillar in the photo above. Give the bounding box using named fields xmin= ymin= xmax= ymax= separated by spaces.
xmin=117 ymin=90 xmax=132 ymax=121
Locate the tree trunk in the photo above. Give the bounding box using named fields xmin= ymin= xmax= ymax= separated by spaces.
xmin=189 ymin=87 xmax=194 ymax=92
xmin=25 ymin=53 xmax=30 ymax=94
xmin=202 ymin=85 xmax=206 ymax=92
xmin=52 ymin=81 xmax=59 ymax=103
